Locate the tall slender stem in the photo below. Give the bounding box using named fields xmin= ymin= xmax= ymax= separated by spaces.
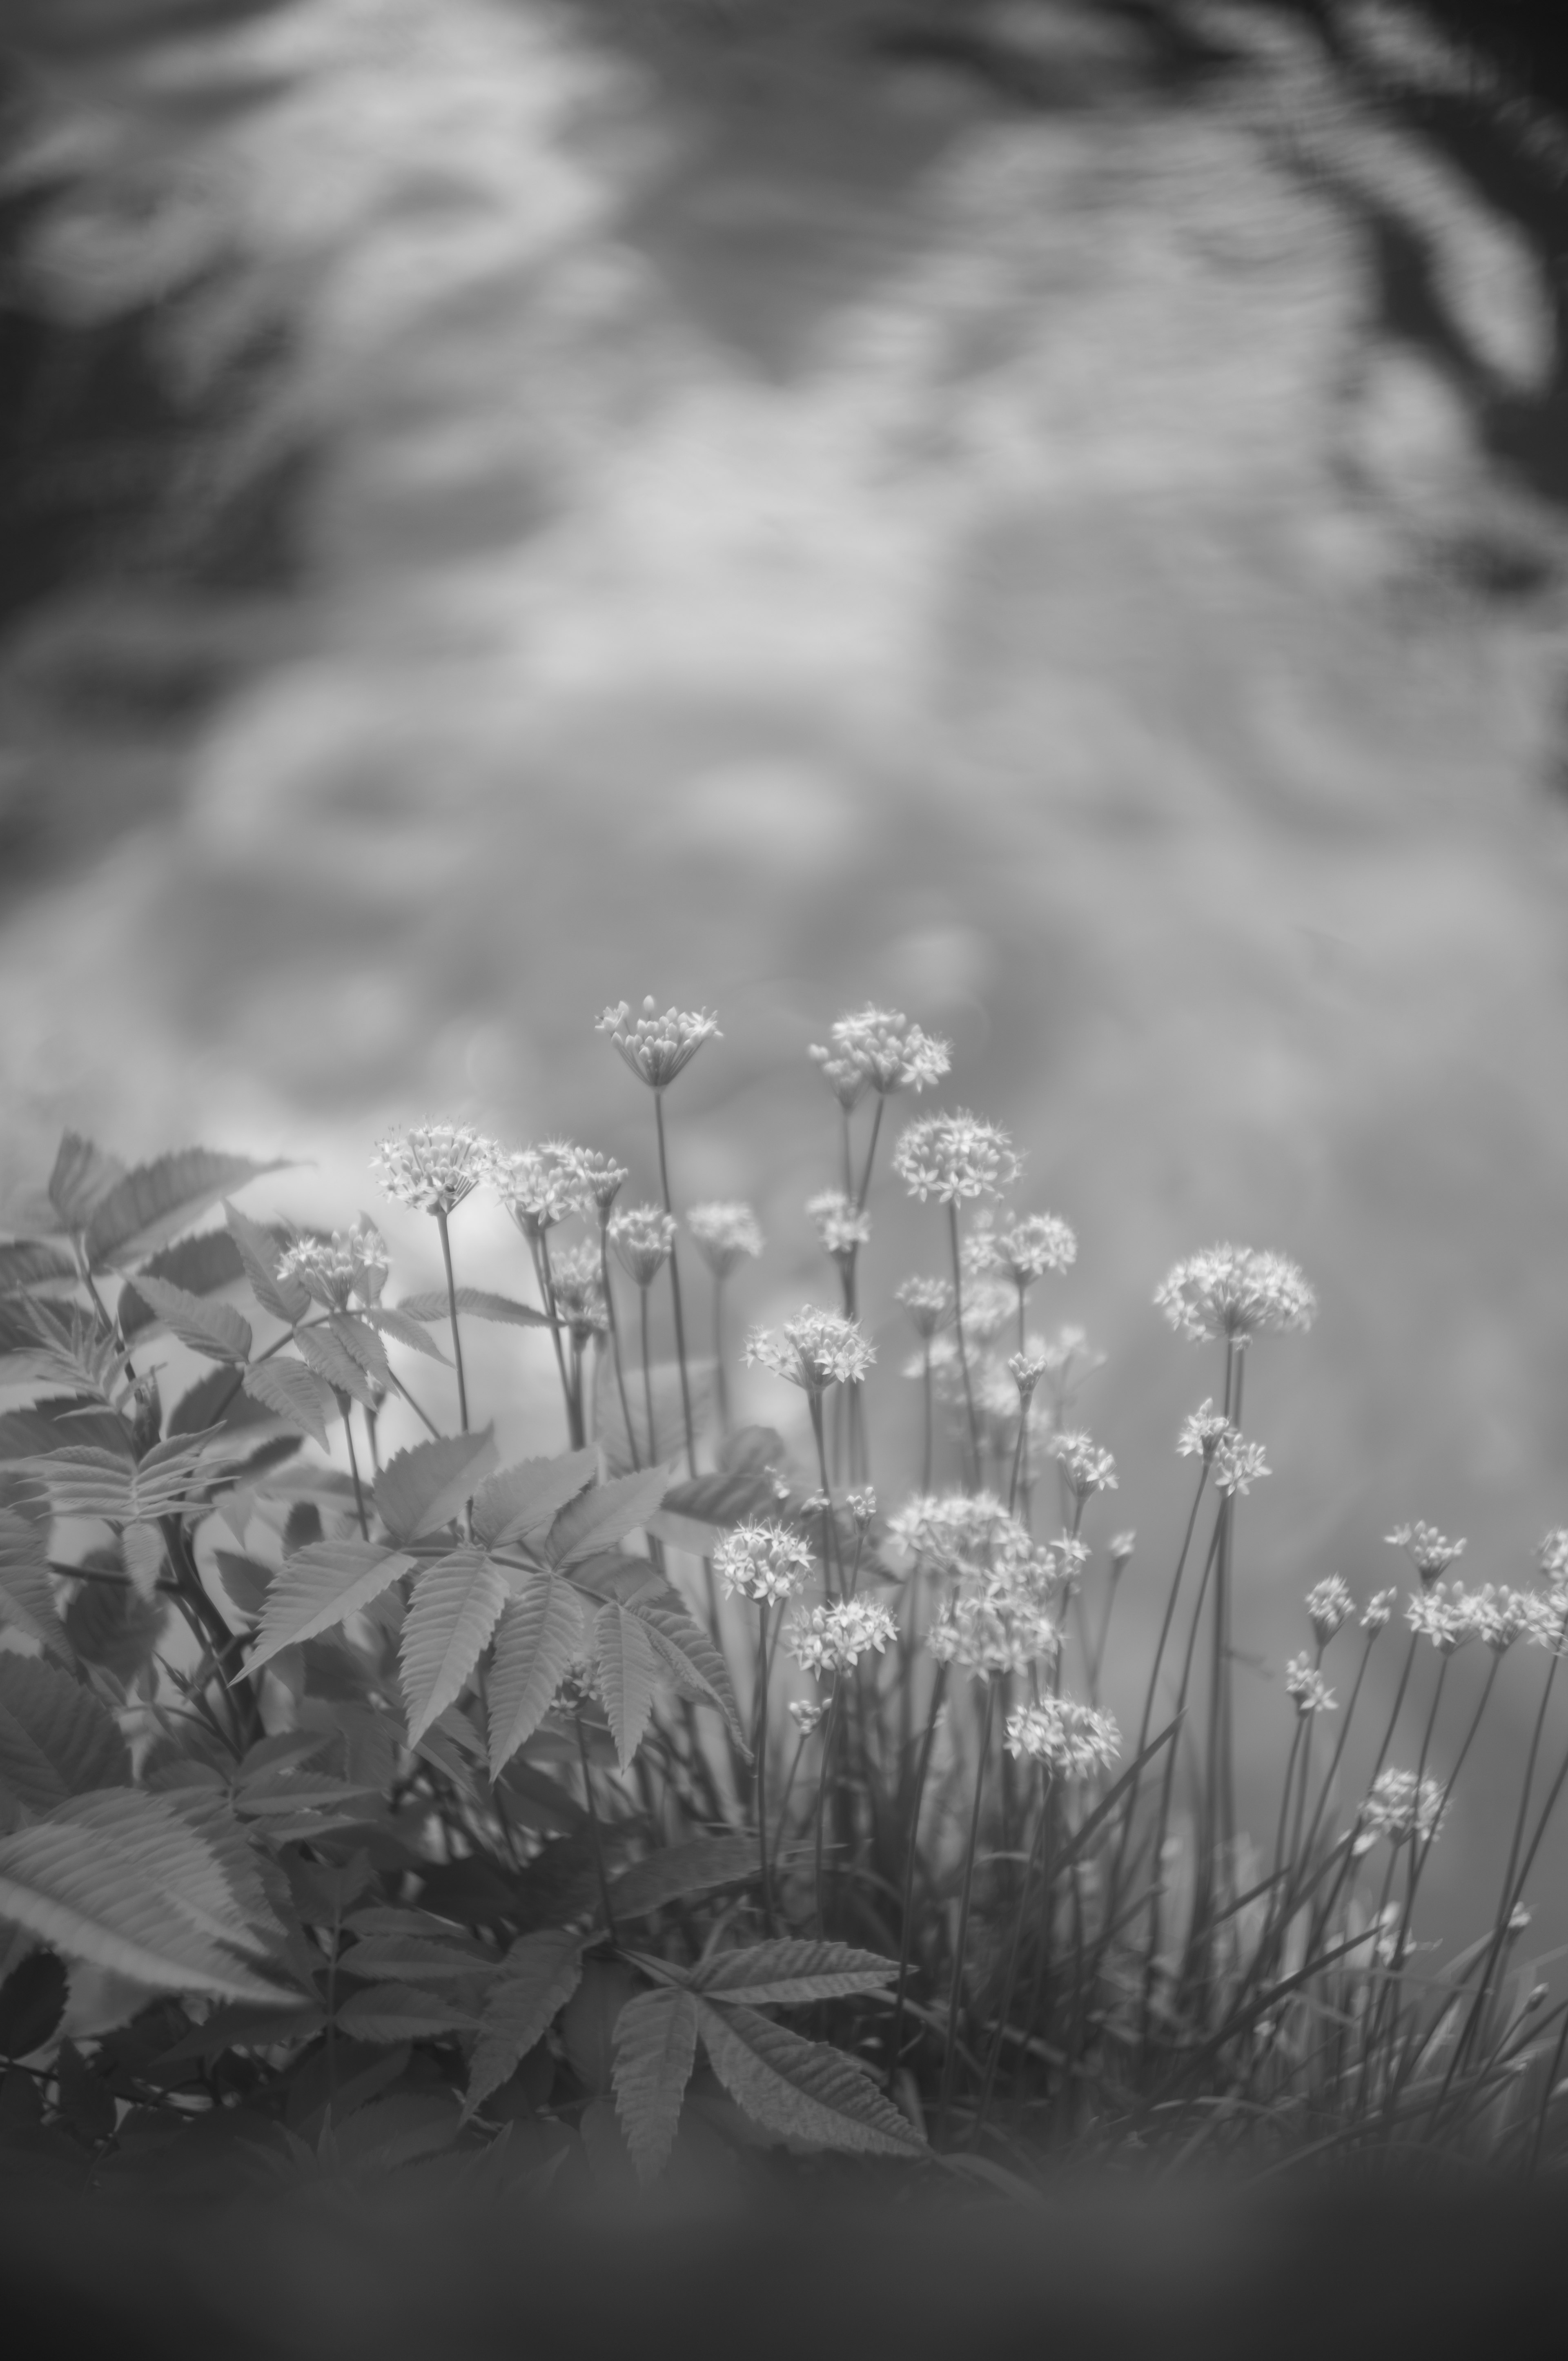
xmin=947 ymin=1201 xmax=981 ymax=1492
xmin=887 ymin=1662 xmax=949 ymax=2090
xmin=754 ymin=1601 xmax=775 ymax=1935
xmin=434 ymin=1205 xmax=469 ymax=1433
xmin=938 ymin=1676 xmax=997 ymax=2141
xmin=343 ymin=1402 xmax=369 ymax=1541
xmin=577 ymin=1706 xmax=619 ymax=1944
xmin=712 ymin=1273 xmax=730 ymax=1437
xmin=653 ymin=1090 xmax=697 ymax=1476
xmin=813 ymin=1679 xmax=844 ymax=1936
xmin=600 ymin=1220 xmax=641 ymax=1471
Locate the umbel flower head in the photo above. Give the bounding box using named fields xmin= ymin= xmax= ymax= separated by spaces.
xmin=892 ymin=1110 xmax=1022 ymax=1205
xmin=785 ymin=1597 xmax=898 ymax=1678
xmin=805 ymin=1190 xmax=872 ymax=1264
xmin=1154 ymin=1245 xmax=1316 ymax=1345
xmin=1211 ymin=1432 xmax=1270 ymax=1498
xmin=1285 ymin=1655 xmax=1336 ymax=1715
xmin=894 ymin=1276 xmax=953 ymax=1339
xmin=715 ymin=1519 xmax=815 ymax=1606
xmin=597 ymin=997 xmax=721 ymax=1090
xmin=577 ymin=1152 xmax=629 ymax=1217
xmin=492 ymin=1141 xmax=589 ymax=1238
xmin=278 ymin=1219 xmax=389 ymax=1312
xmin=886 ymin=1492 xmax=1032 ymax=1586
xmin=1387 ymin=1521 xmax=1466 ymax=1584
xmin=745 ymin=1306 xmax=874 ymax=1395
xmin=608 ymin=1205 xmax=678 ymax=1288
xmin=1358 ymin=1768 xmax=1447 ymax=1851
xmin=1305 ymin=1576 xmax=1355 ymax=1646
xmin=809 ymin=1006 xmax=951 ymax=1107
xmin=687 ymin=1201 xmax=764 ymax=1279
xmin=1177 ymin=1401 xmax=1234 ymax=1462
xmin=968 ymin=1210 xmax=1078 ymax=1288
xmin=1004 ymin=1697 xmax=1120 ymax=1780
xmin=927 ymin=1587 xmax=1060 ymax=1680
xmin=372 ymin=1122 xmax=498 ymax=1215
xmin=1463 ymin=1584 xmax=1556 ymax=1655
xmin=549 ymin=1242 xmax=607 ymax=1343
xmin=1050 ymin=1430 xmax=1118 ymax=1503
xmin=1405 ymin=1581 xmax=1479 ymax=1653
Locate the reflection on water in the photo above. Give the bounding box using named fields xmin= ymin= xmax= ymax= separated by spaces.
xmin=4 ymin=0 xmax=1568 ymax=1945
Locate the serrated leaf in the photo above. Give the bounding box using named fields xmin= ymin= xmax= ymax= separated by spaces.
xmin=247 ymin=1539 xmax=414 ymax=1670
xmin=592 ymin=1600 xmax=662 ymax=1772
xmin=630 ymin=1597 xmax=748 ymax=1753
xmin=542 ymin=1464 xmax=677 ymax=1570
xmin=400 ymin=1546 xmax=509 ymax=1745
xmin=119 ymin=1232 xmax=246 ymax=1341
xmin=169 ymin=1367 xmax=280 ymax=1441
xmin=85 ymin=1151 xmax=290 ymax=1270
xmin=152 ymin=1999 xmax=326 ymax=2067
xmin=224 ymin=1203 xmax=310 ymax=1326
xmin=653 ymin=1452 xmax=786 ymax=1551
xmin=296 ymin=1325 xmax=379 ymax=1408
xmin=462 ymin=1929 xmax=586 ymax=2121
xmin=0 ymin=1401 xmax=130 ymax=1461
xmin=156 ymin=1787 xmax=287 ymax=1941
xmin=121 ymin=1522 xmax=165 ymax=1599
xmin=374 ymin=1428 xmax=498 ymax=1545
xmin=395 ymin=1289 xmax=549 ymax=1330
xmin=596 ymin=1358 xmax=715 ymax=1477
xmin=0 ymin=1299 xmax=122 ymax=1404
xmin=340 ymin=1933 xmax=492 ymax=1984
xmin=333 ymin=1982 xmax=479 ymax=2044
xmin=695 ymin=1999 xmax=924 ymax=2157
xmin=689 ymin=1940 xmax=899 ymax=2007
xmin=0 ymin=1242 xmax=78 ymax=1294
xmin=0 ymin=1789 xmax=303 ymax=2004
xmin=122 ymin=1274 xmax=252 ymax=1364
xmin=241 ymin=1359 xmax=339 ymax=1449
xmin=361 ymin=1305 xmax=449 ymax=1362
xmin=0 ymin=1655 xmax=129 ymax=1814
xmin=485 ymin=1570 xmax=585 ymax=1775
xmin=47 ymin=1133 xmax=126 ymax=1234
xmin=612 ymin=1985 xmax=699 ymax=2183
xmin=12 ymin=1435 xmax=236 ymax=1527
xmin=472 ymin=1448 xmax=597 ymax=1551
xmin=566 ymin=1549 xmax=665 ymax=1607
xmin=0 ymin=1509 xmax=74 ymax=1661
xmin=214 ymin=1550 xmax=272 ymax=1618
xmin=326 ymin=1312 xmax=390 ymax=1386
xmin=605 ymin=1835 xmax=774 ymax=1924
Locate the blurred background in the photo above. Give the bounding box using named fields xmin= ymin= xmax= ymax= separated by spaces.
xmin=3 ymin=0 xmax=1568 ymax=1958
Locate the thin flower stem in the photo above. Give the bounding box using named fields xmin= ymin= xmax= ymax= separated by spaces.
xmin=343 ymin=1402 xmax=369 ymax=1541
xmin=577 ymin=1707 xmax=620 ymax=1945
xmin=971 ymin=1773 xmax=1050 ymax=2148
xmin=813 ymin=1680 xmax=844 ymax=1936
xmin=920 ymin=1341 xmax=934 ymax=1495
xmin=599 ymin=1220 xmax=642 ymax=1472
xmin=530 ymin=1231 xmax=581 ymax=1450
xmin=639 ymin=1287 xmax=657 ymax=1467
xmin=653 ymin=1090 xmax=697 ymax=1477
xmin=854 ymin=1094 xmax=885 ymax=1215
xmin=755 ymin=1601 xmax=776 ymax=1936
xmin=887 ymin=1662 xmax=949 ymax=2091
xmin=712 ymin=1273 xmax=730 ymax=1437
xmin=434 ymin=1205 xmax=469 ymax=1434
xmin=938 ymin=1675 xmax=997 ymax=2143
xmin=947 ymin=1201 xmax=982 ymax=1492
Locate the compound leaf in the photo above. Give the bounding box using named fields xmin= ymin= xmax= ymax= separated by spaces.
xmin=374 ymin=1428 xmax=497 ymax=1545
xmin=612 ymin=1985 xmax=699 ymax=2183
xmin=695 ymin=1999 xmax=924 ymax=2158
xmin=400 ymin=1546 xmax=509 ymax=1746
xmin=248 ymin=1539 xmax=414 ymax=1670
xmin=486 ymin=1570 xmax=585 ymax=1775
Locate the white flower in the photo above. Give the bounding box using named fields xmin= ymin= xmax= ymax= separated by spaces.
xmin=1155 ymin=1245 xmax=1316 ymax=1345
xmin=1177 ymin=1400 xmax=1234 ymax=1461
xmin=278 ymin=1218 xmax=388 ymax=1312
xmin=892 ymin=1111 xmax=1022 ymax=1205
xmin=714 ymin=1519 xmax=815 ymax=1606
xmin=895 ymin=1276 xmax=953 ymax=1339
xmin=1387 ymin=1522 xmax=1466 ymax=1584
xmin=1109 ymin=1531 xmax=1136 ymax=1568
xmin=745 ymin=1306 xmax=874 ymax=1394
xmin=1008 ymin=1350 xmax=1048 ymax=1400
xmin=371 ymin=1123 xmax=497 ymax=1215
xmin=1050 ymin=1430 xmax=1118 ymax=1501
xmin=1004 ymin=1697 xmax=1120 ymax=1778
xmin=805 ymin=1190 xmax=872 ymax=1262
xmin=577 ymin=1152 xmax=629 ymax=1216
xmin=886 ymin=1492 xmax=1028 ymax=1584
xmin=846 ymin=1486 xmax=877 ymax=1529
xmin=492 ymin=1141 xmax=590 ymax=1237
xmin=788 ymin=1698 xmax=826 ymax=1737
xmin=1305 ymin=1577 xmax=1355 ymax=1646
xmin=986 ymin=1212 xmax=1078 ymax=1286
xmin=549 ymin=1242 xmax=606 ymax=1341
xmin=1361 ymin=1587 xmax=1398 ymax=1630
xmin=1405 ymin=1582 xmax=1474 ymax=1653
xmin=1359 ymin=1768 xmax=1446 ymax=1850
xmin=808 ymin=1007 xmax=951 ymax=1101
xmin=784 ymin=1597 xmax=898 ymax=1677
xmin=597 ymin=997 xmax=721 ymax=1089
xmin=687 ymin=1201 xmax=764 ymax=1278
xmin=1537 ymin=1529 xmax=1568 ymax=1595
xmin=608 ymin=1205 xmax=678 ymax=1288
xmin=1212 ymin=1433 xmax=1270 ymax=1497
xmin=1285 ymin=1654 xmax=1336 ymax=1715
xmin=926 ymin=1589 xmax=1060 ymax=1680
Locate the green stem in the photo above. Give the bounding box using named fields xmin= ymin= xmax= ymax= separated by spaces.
xmin=653 ymin=1090 xmax=697 ymax=1476
xmin=434 ymin=1205 xmax=469 ymax=1433
xmin=886 ymin=1662 xmax=949 ymax=2091
xmin=343 ymin=1399 xmax=369 ymax=1540
xmin=938 ymin=1676 xmax=997 ymax=2143
xmin=947 ymin=1201 xmax=981 ymax=1492
xmin=755 ymin=1602 xmax=775 ymax=1936
xmin=600 ymin=1218 xmax=642 ymax=1472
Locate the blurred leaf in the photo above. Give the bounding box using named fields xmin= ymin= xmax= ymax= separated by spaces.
xmin=224 ymin=1203 xmax=310 ymax=1327
xmin=0 ymin=1789 xmax=303 ymax=2003
xmin=326 ymin=1312 xmax=390 ymax=1387
xmin=241 ymin=1358 xmax=339 ymax=1449
xmin=0 ymin=1508 xmax=74 ymax=1661
xmin=688 ymin=1940 xmax=898 ymax=2006
xmin=85 ymin=1151 xmax=290 ymax=1270
xmin=11 ymin=1432 xmax=238 ymax=1527
xmin=374 ymin=1428 xmax=497 ymax=1545
xmin=486 ymin=1570 xmax=585 ymax=1776
xmin=0 ymin=1401 xmax=129 ymax=1460
xmin=631 ymin=1596 xmax=748 ymax=1752
xmin=333 ymin=1983 xmax=479 ymax=2045
xmin=472 ymin=1448 xmax=597 ymax=1551
xmin=0 ymin=1654 xmax=129 ymax=1815
xmin=0 ymin=1947 xmax=67 ymax=2060
xmin=695 ymin=2000 xmax=924 ymax=2157
xmin=47 ymin=1134 xmax=125 ymax=1235
xmin=612 ymin=1985 xmax=699 ymax=2183
xmin=395 ymin=1289 xmax=548 ymax=1329
xmin=122 ymin=1273 xmax=251 ymax=1364
xmin=0 ymin=1244 xmax=77 ymax=1294
xmin=362 ymin=1305 xmax=449 ymax=1362
xmin=591 ymin=1600 xmax=661 ymax=1772
xmin=399 ymin=1545 xmax=509 ymax=1746
xmin=542 ymin=1464 xmax=676 ymax=1570
xmin=0 ymin=1299 xmax=123 ymax=1403
xmin=118 ymin=1231 xmax=245 ymax=1339
xmin=214 ymin=1550 xmax=272 ymax=1618
xmin=339 ymin=1933 xmax=492 ymax=1985
xmin=61 ymin=1564 xmax=166 ymax=1685
xmin=296 ymin=1326 xmax=378 ymax=1409
xmin=605 ymin=1835 xmax=774 ymax=1924
xmin=152 ymin=1998 xmax=327 ymax=2069
xmin=597 ymin=1359 xmax=714 ymax=1477
xmin=247 ymin=1539 xmax=414 ymax=1671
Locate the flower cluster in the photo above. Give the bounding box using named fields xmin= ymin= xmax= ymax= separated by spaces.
xmin=805 ymin=1190 xmax=872 ymax=1263
xmin=808 ymin=1006 xmax=950 ymax=1107
xmin=597 ymin=998 xmax=721 ymax=1089
xmin=1285 ymin=1655 xmax=1336 ymax=1715
xmin=492 ymin=1141 xmax=589 ymax=1238
xmin=1538 ymin=1530 xmax=1568 ymax=1593
xmin=1050 ymin=1430 xmax=1118 ymax=1503
xmin=278 ymin=1219 xmax=389 ymax=1312
xmin=745 ymin=1307 xmax=874 ymax=1394
xmin=1008 ymin=1350 xmax=1048 ymax=1401
xmin=1212 ymin=1433 xmax=1270 ymax=1497
xmin=895 ymin=1276 xmax=953 ymax=1339
xmin=1004 ymin=1697 xmax=1120 ymax=1779
xmin=892 ymin=1111 xmax=1022 ymax=1205
xmin=788 ymin=1697 xmax=825 ymax=1736
xmin=1359 ymin=1768 xmax=1447 ymax=1850
xmin=1405 ymin=1582 xmax=1479 ymax=1653
xmin=784 ymin=1596 xmax=898 ymax=1678
xmin=687 ymin=1201 xmax=764 ymax=1277
xmin=1386 ymin=1521 xmax=1466 ymax=1583
xmin=608 ymin=1205 xmax=678 ymax=1288
xmin=1155 ymin=1245 xmax=1316 ymax=1345
xmin=1361 ymin=1587 xmax=1398 ymax=1630
xmin=577 ymin=1152 xmax=629 ymax=1216
xmin=714 ymin=1519 xmax=815 ymax=1606
xmin=927 ymin=1588 xmax=1060 ymax=1679
xmin=1305 ymin=1577 xmax=1355 ymax=1646
xmin=1177 ymin=1401 xmax=1234 ymax=1462
xmin=887 ymin=1492 xmax=1035 ymax=1586
xmin=372 ymin=1123 xmax=497 ymax=1215
xmin=968 ymin=1210 xmax=1078 ymax=1287
xmin=548 ymin=1241 xmax=607 ymax=1343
